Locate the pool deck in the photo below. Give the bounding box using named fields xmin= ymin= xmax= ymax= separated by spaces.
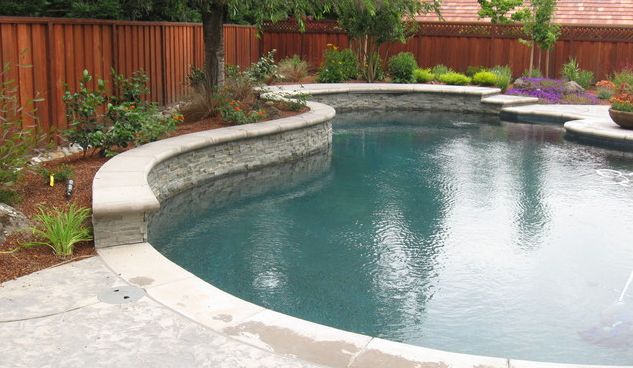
xmin=3 ymin=85 xmax=633 ymax=368
xmin=0 ymin=257 xmax=324 ymax=368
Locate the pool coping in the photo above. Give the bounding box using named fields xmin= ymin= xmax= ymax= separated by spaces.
xmin=94 ymin=84 xmax=633 ymax=368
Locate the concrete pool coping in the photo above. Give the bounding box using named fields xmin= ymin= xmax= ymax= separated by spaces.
xmin=93 ymin=84 xmax=633 ymax=368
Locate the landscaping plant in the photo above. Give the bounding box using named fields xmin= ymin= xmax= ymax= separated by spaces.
xmin=561 ymin=58 xmax=594 ymax=89
xmin=610 ymin=87 xmax=633 ymax=113
xmin=247 ymin=49 xmax=279 ymax=84
xmin=36 ymin=164 xmax=74 ymax=185
xmin=466 ymin=65 xmax=487 ymax=77
xmin=0 ymin=71 xmax=40 ymax=204
xmin=438 ymin=72 xmax=472 ymax=85
xmin=472 ymin=71 xmax=497 ymax=86
xmin=413 ymin=68 xmax=435 ymax=83
xmin=317 ymin=45 xmax=359 ymax=83
xmin=507 ymin=77 xmax=598 ymax=104
xmin=612 ymin=68 xmax=633 ymax=91
xmin=388 ymin=52 xmax=418 ymax=83
xmin=490 ymin=65 xmax=513 ymax=91
xmin=24 ymin=204 xmax=92 ymax=257
xmin=596 ymin=80 xmax=616 ymax=100
xmin=431 ymin=65 xmax=453 ymax=81
xmin=278 ymin=55 xmax=309 ymax=82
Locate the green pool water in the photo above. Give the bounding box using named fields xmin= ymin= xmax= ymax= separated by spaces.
xmin=150 ymin=111 xmax=633 ymax=365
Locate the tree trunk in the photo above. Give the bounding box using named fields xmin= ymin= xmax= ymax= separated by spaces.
xmin=202 ymin=5 xmax=225 ymax=88
xmin=545 ymin=50 xmax=550 ymax=78
xmin=528 ymin=42 xmax=534 ymax=76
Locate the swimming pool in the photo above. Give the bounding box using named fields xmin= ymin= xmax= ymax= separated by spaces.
xmin=150 ymin=111 xmax=633 ymax=365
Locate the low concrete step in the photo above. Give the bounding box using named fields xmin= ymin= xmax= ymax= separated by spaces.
xmin=481 ymin=94 xmax=539 ymax=107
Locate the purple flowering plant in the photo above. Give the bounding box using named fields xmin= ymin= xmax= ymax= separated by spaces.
xmin=506 ymin=77 xmax=599 ymax=105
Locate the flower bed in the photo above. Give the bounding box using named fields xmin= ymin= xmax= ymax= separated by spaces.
xmin=506 ymin=78 xmax=600 ymax=105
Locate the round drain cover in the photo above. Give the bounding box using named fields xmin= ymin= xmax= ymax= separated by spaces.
xmin=98 ymin=285 xmax=145 ymax=304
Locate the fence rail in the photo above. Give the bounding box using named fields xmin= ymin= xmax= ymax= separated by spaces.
xmin=0 ymin=16 xmax=258 ymax=134
xmin=262 ymin=20 xmax=633 ymax=80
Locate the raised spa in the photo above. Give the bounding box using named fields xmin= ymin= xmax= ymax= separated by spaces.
xmin=149 ymin=111 xmax=633 ymax=365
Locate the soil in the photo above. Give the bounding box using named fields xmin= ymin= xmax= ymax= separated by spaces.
xmin=0 ymin=107 xmax=306 ymax=283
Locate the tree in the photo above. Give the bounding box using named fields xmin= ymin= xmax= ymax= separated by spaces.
xmin=477 ymin=0 xmax=528 ymax=24
xmin=519 ymin=0 xmax=559 ymax=77
xmin=333 ymin=0 xmax=440 ymax=82
xmin=189 ymin=1 xmax=331 ymax=88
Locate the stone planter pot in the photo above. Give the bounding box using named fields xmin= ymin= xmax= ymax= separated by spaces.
xmin=609 ymin=108 xmax=633 ymax=129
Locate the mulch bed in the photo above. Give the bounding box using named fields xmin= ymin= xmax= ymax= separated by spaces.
xmin=0 ymin=110 xmax=307 ymax=283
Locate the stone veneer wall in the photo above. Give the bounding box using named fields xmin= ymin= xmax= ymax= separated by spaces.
xmin=307 ymin=92 xmax=500 ymax=114
xmin=148 ymin=122 xmax=332 ymax=202
xmin=93 ymin=120 xmax=332 ymax=248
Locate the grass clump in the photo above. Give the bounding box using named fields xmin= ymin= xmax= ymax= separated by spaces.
xmin=561 ymin=58 xmax=594 ymax=89
xmin=490 ymin=65 xmax=512 ymax=91
xmin=24 ymin=204 xmax=92 ymax=257
xmin=278 ymin=55 xmax=308 ymax=82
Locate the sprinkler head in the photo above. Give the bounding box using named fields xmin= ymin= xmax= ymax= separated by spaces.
xmin=66 ymin=179 xmax=74 ymax=199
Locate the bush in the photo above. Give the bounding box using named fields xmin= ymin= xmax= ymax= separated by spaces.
xmin=24 ymin=204 xmax=92 ymax=257
xmin=612 ymin=68 xmax=633 ymax=92
xmin=438 ymin=72 xmax=472 ymax=85
xmin=506 ymin=77 xmax=599 ymax=105
xmin=466 ymin=65 xmax=486 ymax=77
xmin=0 ymin=73 xmax=39 ymax=204
xmin=64 ymin=70 xmax=179 ymax=156
xmin=224 ymin=65 xmax=256 ymax=103
xmin=219 ymin=100 xmax=265 ymax=125
xmin=387 ymin=52 xmax=418 ymax=83
xmin=431 ymin=64 xmax=453 ymax=79
xmin=278 ymin=55 xmax=308 ymax=82
xmin=561 ymin=58 xmax=594 ymax=89
xmin=413 ymin=68 xmax=435 ymax=83
xmin=522 ymin=69 xmax=543 ymax=78
xmin=247 ymin=49 xmax=279 ymax=84
xmin=472 ymin=71 xmax=497 ymax=86
xmin=317 ymin=46 xmax=358 ymax=83
xmin=490 ymin=65 xmax=512 ymax=91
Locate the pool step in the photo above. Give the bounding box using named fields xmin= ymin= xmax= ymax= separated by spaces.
xmin=481 ymin=94 xmax=539 ymax=108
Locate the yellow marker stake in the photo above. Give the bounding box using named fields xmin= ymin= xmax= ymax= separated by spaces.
xmin=49 ymin=174 xmax=54 ymax=187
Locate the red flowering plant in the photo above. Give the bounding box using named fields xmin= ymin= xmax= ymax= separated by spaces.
xmin=219 ymin=99 xmax=266 ymax=125
xmin=610 ymin=84 xmax=633 ymax=113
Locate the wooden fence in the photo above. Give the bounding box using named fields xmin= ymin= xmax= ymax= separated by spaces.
xmin=262 ymin=21 xmax=633 ymax=80
xmin=0 ymin=17 xmax=258 ymax=133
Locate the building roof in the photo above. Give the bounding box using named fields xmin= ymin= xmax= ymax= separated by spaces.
xmin=416 ymin=0 xmax=633 ymax=25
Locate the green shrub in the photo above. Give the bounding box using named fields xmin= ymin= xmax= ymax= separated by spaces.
xmin=612 ymin=69 xmax=633 ymax=91
xmin=112 ymin=69 xmax=149 ymax=105
xmin=438 ymin=72 xmax=472 ymax=85
xmin=413 ymin=68 xmax=435 ymax=83
xmin=247 ymin=49 xmax=279 ymax=84
xmin=490 ymin=65 xmax=512 ymax=91
xmin=278 ymin=55 xmax=308 ymax=82
xmin=466 ymin=65 xmax=486 ymax=77
xmin=0 ymin=77 xmax=38 ymax=204
xmin=561 ymin=58 xmax=594 ymax=89
xmin=24 ymin=204 xmax=92 ymax=257
xmin=472 ymin=71 xmax=497 ymax=86
xmin=64 ymin=70 xmax=178 ymax=156
xmin=597 ymin=87 xmax=614 ymax=100
xmin=63 ymin=70 xmax=108 ymax=155
xmin=317 ymin=47 xmax=358 ymax=83
xmin=522 ymin=69 xmax=543 ymax=78
xmin=431 ymin=64 xmax=453 ymax=79
xmin=387 ymin=52 xmax=418 ymax=83
xmin=219 ymin=100 xmax=265 ymax=125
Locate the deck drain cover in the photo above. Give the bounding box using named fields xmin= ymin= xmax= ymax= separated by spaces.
xmin=98 ymin=285 xmax=145 ymax=304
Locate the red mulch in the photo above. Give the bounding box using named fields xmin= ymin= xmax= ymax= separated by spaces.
xmin=0 ymin=108 xmax=305 ymax=283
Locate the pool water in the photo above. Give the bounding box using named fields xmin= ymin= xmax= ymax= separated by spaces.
xmin=150 ymin=111 xmax=633 ymax=365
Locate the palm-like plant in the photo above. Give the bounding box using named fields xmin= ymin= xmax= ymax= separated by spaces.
xmin=24 ymin=204 xmax=92 ymax=257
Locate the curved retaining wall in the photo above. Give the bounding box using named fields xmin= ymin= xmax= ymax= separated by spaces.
xmin=93 ymin=85 xmax=630 ymax=368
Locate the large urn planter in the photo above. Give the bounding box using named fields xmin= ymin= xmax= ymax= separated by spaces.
xmin=609 ymin=108 xmax=633 ymax=129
